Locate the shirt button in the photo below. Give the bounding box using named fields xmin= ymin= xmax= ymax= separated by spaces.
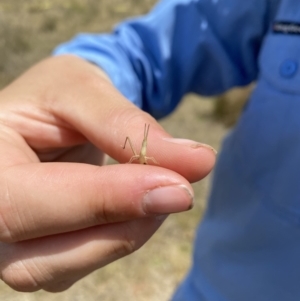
xmin=280 ymin=59 xmax=298 ymax=78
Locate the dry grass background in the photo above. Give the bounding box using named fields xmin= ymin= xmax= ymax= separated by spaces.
xmin=0 ymin=1 xmax=250 ymax=300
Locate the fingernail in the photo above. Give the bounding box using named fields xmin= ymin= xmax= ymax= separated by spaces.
xmin=143 ymin=185 xmax=194 ymax=214
xmin=162 ymin=138 xmax=217 ymax=154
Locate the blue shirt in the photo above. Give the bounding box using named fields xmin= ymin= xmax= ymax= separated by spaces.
xmin=54 ymin=1 xmax=300 ymax=300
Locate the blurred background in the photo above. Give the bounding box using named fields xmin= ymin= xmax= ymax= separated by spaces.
xmin=0 ymin=0 xmax=251 ymax=300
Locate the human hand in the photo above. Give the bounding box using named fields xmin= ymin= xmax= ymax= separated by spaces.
xmin=0 ymin=55 xmax=216 ymax=292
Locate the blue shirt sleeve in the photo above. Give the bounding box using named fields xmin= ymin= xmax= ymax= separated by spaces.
xmin=54 ymin=0 xmax=279 ymax=119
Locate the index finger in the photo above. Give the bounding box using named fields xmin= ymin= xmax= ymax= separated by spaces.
xmin=50 ymin=56 xmax=216 ymax=183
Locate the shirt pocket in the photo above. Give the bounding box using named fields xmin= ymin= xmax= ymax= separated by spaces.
xmin=259 ymin=32 xmax=300 ymax=94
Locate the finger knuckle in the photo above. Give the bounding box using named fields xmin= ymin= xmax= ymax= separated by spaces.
xmin=0 ymin=181 xmax=23 ymax=243
xmin=117 ymin=109 xmax=156 ymax=131
xmin=91 ymin=175 xmax=115 ymax=225
xmin=94 ymin=194 xmax=111 ymax=225
xmin=111 ymin=224 xmax=142 ymax=257
xmin=112 ymin=238 xmax=137 ymax=257
xmin=0 ymin=214 xmax=15 ymax=243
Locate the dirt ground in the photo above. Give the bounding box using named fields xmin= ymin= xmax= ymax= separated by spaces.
xmin=0 ymin=1 xmax=232 ymax=300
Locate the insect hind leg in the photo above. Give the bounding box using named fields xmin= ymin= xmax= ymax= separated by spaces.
xmin=128 ymin=155 xmax=140 ymax=163
xmin=145 ymin=156 xmax=159 ymax=165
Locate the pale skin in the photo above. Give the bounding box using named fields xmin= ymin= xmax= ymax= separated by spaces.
xmin=0 ymin=55 xmax=216 ymax=292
